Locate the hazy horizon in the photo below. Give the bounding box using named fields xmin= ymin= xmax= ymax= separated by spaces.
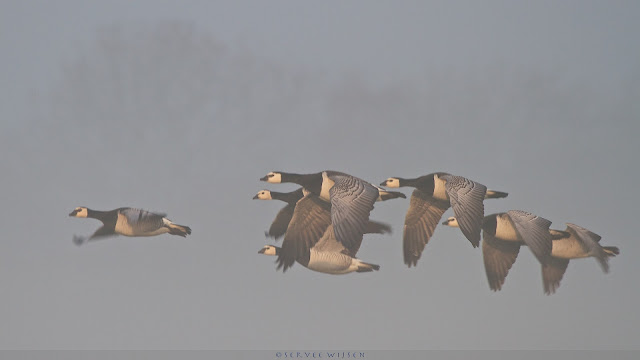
xmin=1 ymin=0 xmax=639 ymax=351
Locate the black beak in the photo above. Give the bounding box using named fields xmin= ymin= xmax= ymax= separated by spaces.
xmin=260 ymin=176 xmax=268 ymax=181
xmin=379 ymin=181 xmax=387 ymax=186
xmin=258 ymin=248 xmax=266 ymax=254
xmin=252 ymin=194 xmax=259 ymax=199
xmin=69 ymin=210 xmax=78 ymax=217
xmin=442 ymin=220 xmax=449 ymax=225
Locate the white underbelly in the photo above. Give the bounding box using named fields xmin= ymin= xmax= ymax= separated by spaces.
xmin=551 ymin=238 xmax=589 ymax=259
xmin=307 ymin=250 xmax=355 ymax=274
xmin=115 ymin=214 xmax=168 ymax=237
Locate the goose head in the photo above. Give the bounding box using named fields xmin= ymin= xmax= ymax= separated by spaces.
xmin=258 ymin=245 xmax=280 ymax=256
xmin=260 ymin=171 xmax=283 ymax=183
xmin=442 ymin=216 xmax=460 ymax=227
xmin=253 ymin=190 xmax=273 ymax=200
xmin=380 ymin=177 xmax=402 ymax=188
xmin=69 ymin=207 xmax=89 ymax=218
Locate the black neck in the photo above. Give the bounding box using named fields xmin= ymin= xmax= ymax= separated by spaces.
xmin=401 ymin=176 xmax=430 ymax=189
xmin=281 ymin=172 xmax=323 ymax=195
xmin=482 ymin=214 xmax=498 ymax=235
xmin=86 ymin=209 xmax=116 ymax=223
xmin=281 ymin=172 xmax=319 ymax=183
xmin=271 ymin=188 xmax=304 ymax=203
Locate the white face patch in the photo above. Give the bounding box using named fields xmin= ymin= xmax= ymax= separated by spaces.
xmin=259 ymin=245 xmax=277 ymax=256
xmin=444 ymin=217 xmax=458 ymax=227
xmin=264 ymin=172 xmax=282 ymax=183
xmin=71 ymin=207 xmax=88 ymax=218
xmin=255 ymin=190 xmax=272 ymax=200
xmin=384 ymin=178 xmax=400 ymax=188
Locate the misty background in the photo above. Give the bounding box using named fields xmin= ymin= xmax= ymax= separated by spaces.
xmin=1 ymin=0 xmax=639 ymax=350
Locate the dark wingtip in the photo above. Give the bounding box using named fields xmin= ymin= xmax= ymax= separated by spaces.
xmin=72 ymin=235 xmax=86 ymax=246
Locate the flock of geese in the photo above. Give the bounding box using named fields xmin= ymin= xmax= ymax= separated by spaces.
xmin=67 ymin=169 xmax=619 ymax=295
xmin=252 ymin=170 xmax=619 ymax=295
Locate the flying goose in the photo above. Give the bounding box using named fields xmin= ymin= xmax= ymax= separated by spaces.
xmin=258 ymin=223 xmax=381 ymax=274
xmin=443 ymin=217 xmax=619 ymax=294
xmin=540 ymin=223 xmax=619 ymax=294
xmin=380 ymin=172 xmax=507 ymax=267
xmin=266 ymin=191 xmax=390 ymax=273
xmin=69 ymin=207 xmax=191 ymax=245
xmin=253 ymin=188 xmax=305 ymax=239
xmin=260 ymin=170 xmax=403 ymax=251
xmin=442 ymin=211 xmax=555 ymax=292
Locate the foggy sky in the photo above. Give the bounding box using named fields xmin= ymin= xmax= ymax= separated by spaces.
xmin=1 ymin=0 xmax=639 ymax=351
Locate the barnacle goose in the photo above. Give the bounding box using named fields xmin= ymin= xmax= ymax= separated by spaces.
xmin=69 ymin=207 xmax=191 ymax=245
xmin=259 ymin=191 xmax=390 ymax=274
xmin=380 ymin=172 xmax=507 ymax=267
xmin=253 ymin=188 xmax=305 ymax=239
xmin=260 ymin=170 xmax=403 ymax=252
xmin=443 ymin=216 xmax=619 ymax=294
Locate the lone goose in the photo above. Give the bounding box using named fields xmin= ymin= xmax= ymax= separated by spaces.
xmin=443 ymin=217 xmax=619 ymax=294
xmin=260 ymin=170 xmax=403 ymax=251
xmin=253 ymin=188 xmax=305 ymax=239
xmin=267 ymin=190 xmax=390 ymax=273
xmin=380 ymin=172 xmax=507 ymax=267
xmin=442 ymin=211 xmax=555 ymax=292
xmin=69 ymin=207 xmax=191 ymax=245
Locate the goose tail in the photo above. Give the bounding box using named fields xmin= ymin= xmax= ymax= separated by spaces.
xmin=356 ymin=261 xmax=380 ymax=272
xmin=378 ymin=190 xmax=406 ymax=201
xmin=485 ymin=190 xmax=509 ymax=199
xmin=365 ymin=221 xmax=392 ymax=235
xmin=166 ymin=221 xmax=192 ymax=237
xmin=603 ymin=246 xmax=619 ymax=256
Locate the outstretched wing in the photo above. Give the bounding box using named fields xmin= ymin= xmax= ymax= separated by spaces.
xmin=507 ymin=210 xmax=552 ymax=265
xmin=277 ymin=194 xmax=331 ymax=272
xmin=329 ymin=174 xmax=378 ymax=254
xmin=566 ymin=223 xmax=609 ymax=273
xmin=482 ymin=232 xmax=521 ymax=291
xmin=266 ymin=202 xmax=297 ymax=239
xmin=542 ymin=257 xmax=570 ymax=295
xmin=403 ymin=189 xmax=450 ymax=267
xmin=443 ymin=175 xmax=487 ymax=247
